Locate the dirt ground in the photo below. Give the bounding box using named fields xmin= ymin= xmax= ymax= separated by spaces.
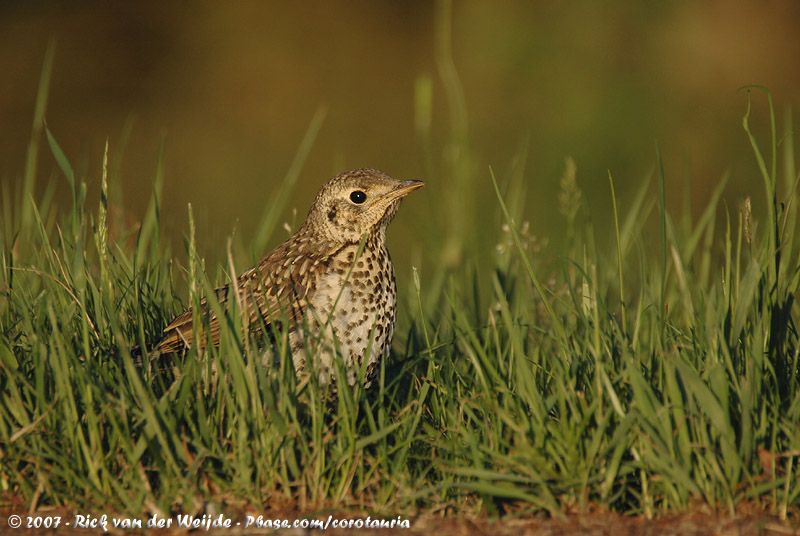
xmin=397 ymin=513 xmax=798 ymax=536
xmin=0 ymin=512 xmax=797 ymax=536
xmin=2 ymin=493 xmax=798 ymax=536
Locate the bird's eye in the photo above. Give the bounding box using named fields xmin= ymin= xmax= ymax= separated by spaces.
xmin=350 ymin=190 xmax=367 ymax=204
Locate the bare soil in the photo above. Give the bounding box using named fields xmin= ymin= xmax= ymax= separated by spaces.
xmin=2 ymin=493 xmax=798 ymax=536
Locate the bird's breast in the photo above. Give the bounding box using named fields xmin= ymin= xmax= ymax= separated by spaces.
xmin=293 ymin=242 xmax=397 ymax=387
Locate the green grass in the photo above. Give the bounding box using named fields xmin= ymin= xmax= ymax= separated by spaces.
xmin=2 ymin=63 xmax=800 ymax=522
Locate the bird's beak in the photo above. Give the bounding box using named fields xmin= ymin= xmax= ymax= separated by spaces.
xmin=382 ymin=180 xmax=424 ymax=203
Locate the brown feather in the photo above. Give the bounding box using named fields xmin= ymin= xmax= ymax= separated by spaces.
xmin=157 ymin=236 xmax=342 ymax=355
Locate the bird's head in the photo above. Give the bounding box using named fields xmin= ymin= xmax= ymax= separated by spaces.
xmin=305 ymin=168 xmax=424 ymax=244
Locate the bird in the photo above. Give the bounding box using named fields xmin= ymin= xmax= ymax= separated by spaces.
xmin=155 ymin=168 xmax=423 ymax=391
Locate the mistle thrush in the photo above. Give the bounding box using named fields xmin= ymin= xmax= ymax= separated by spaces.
xmin=157 ymin=168 xmax=423 ymax=389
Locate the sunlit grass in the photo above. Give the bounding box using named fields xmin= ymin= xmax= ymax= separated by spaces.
xmin=2 ymin=66 xmax=800 ymax=523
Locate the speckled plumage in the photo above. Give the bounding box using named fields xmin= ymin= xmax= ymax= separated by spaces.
xmin=157 ymin=168 xmax=423 ymax=389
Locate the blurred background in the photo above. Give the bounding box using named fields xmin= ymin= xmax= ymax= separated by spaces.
xmin=2 ymin=0 xmax=800 ymax=276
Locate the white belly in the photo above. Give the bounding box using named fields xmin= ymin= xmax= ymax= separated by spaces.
xmin=288 ymin=262 xmax=395 ymax=389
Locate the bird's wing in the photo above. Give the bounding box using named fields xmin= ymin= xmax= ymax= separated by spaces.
xmin=157 ymin=239 xmax=334 ymax=354
xmin=157 ymin=284 xmax=231 ymax=354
